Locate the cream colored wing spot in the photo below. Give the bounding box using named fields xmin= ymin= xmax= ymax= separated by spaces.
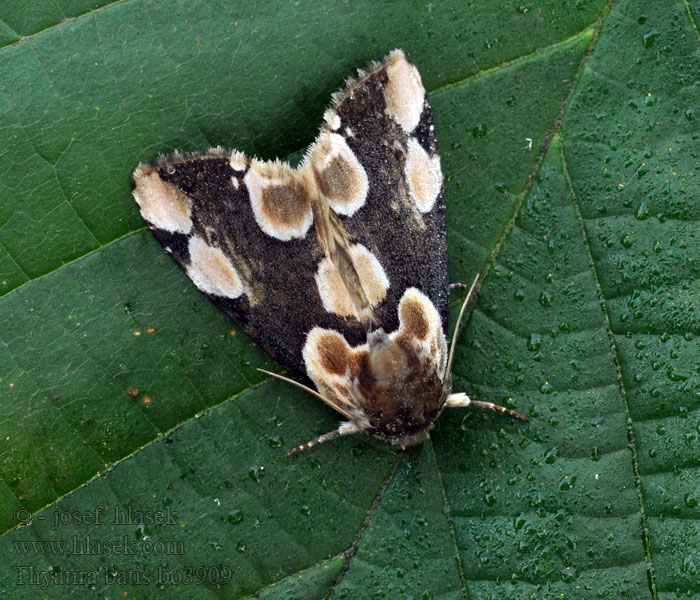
xmin=229 ymin=151 xmax=247 ymax=171
xmin=352 ymin=244 xmax=390 ymax=306
xmin=394 ymin=288 xmax=447 ymax=373
xmin=132 ymin=172 xmax=193 ymax=234
xmin=315 ymin=244 xmax=390 ymax=317
xmin=405 ymin=137 xmax=443 ymax=213
xmin=303 ymin=328 xmax=370 ymax=419
xmin=310 ymin=132 xmax=368 ymax=216
xmin=304 ymin=329 xmax=353 ymax=377
xmin=399 ymin=295 xmax=430 ymax=340
xmin=186 ymin=236 xmax=244 ymax=299
xmin=244 ymin=162 xmax=313 ymax=241
xmin=324 ymin=109 xmax=342 ymax=131
xmin=397 ymin=288 xmax=441 ymax=340
xmin=383 ymin=50 xmax=425 ymax=134
xmin=315 ymin=256 xmax=354 ymax=317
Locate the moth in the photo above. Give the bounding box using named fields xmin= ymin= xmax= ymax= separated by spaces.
xmin=132 ymin=49 xmax=526 ymax=456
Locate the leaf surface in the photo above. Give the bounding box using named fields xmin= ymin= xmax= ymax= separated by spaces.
xmin=1 ymin=1 xmax=698 ymax=598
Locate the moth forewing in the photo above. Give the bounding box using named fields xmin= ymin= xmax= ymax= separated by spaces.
xmin=132 ymin=49 xmax=525 ymax=457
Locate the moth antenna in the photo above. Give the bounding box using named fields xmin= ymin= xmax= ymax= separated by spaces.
xmin=444 ymin=273 xmax=480 ymax=381
xmin=446 ymin=392 xmax=528 ymax=422
xmin=256 ymin=368 xmax=354 ymax=421
xmin=287 ymin=422 xmax=361 ymax=457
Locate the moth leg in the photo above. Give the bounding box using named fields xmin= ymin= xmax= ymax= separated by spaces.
xmin=449 ymin=282 xmax=468 ymax=290
xmin=287 ymin=422 xmax=361 ymax=457
xmin=446 ymin=393 xmax=528 ymax=422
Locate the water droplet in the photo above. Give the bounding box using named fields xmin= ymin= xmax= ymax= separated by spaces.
xmin=472 ymin=124 xmax=487 ymax=138
xmin=544 ymin=448 xmax=557 ymax=464
xmin=686 ymin=494 xmax=698 ymax=508
xmin=686 ymin=108 xmax=695 ymax=121
xmin=300 ymin=505 xmax=312 ymax=516
xmin=236 ymin=540 xmax=246 ymax=552
xmin=165 ymin=165 xmax=176 ymax=175
xmin=227 ymin=510 xmax=243 ymax=525
xmin=539 ymin=290 xmax=553 ymax=307
xmin=636 ymin=201 xmax=649 ymax=220
xmin=667 ymin=368 xmax=688 ymax=381
xmin=268 ymin=435 xmax=283 ymax=448
xmin=559 ymin=474 xmax=576 ymax=491
xmin=248 ymin=466 xmax=265 ymax=481
xmin=527 ymin=333 xmax=541 ymax=351
xmin=494 ymin=182 xmax=509 ymax=194
xmin=514 ymin=289 xmax=525 ymax=301
xmin=643 ymin=29 xmax=660 ymax=48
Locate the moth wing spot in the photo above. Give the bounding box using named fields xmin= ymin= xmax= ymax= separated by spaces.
xmin=398 ymin=288 xmax=441 ymax=338
xmin=384 ymin=51 xmax=425 ymax=134
xmin=186 ymin=236 xmax=244 ymax=299
xmin=244 ymin=162 xmax=313 ymax=241
xmin=231 ymin=176 xmax=239 ymax=190
xmin=229 ymin=151 xmax=247 ymax=171
xmin=315 ymin=256 xmax=356 ymax=317
xmin=315 ymin=244 xmax=389 ymax=318
xmin=133 ymin=172 xmax=193 ymax=234
xmin=303 ymin=328 xmax=362 ymax=407
xmin=310 ymin=132 xmax=368 ymax=216
xmin=399 ymin=295 xmax=430 ymax=340
xmin=405 ymin=138 xmax=442 ymax=213
xmin=394 ymin=288 xmax=447 ymax=372
xmin=324 ymin=109 xmax=341 ymax=131
xmin=318 ymin=332 xmax=353 ymax=376
xmin=350 ymin=244 xmax=390 ymax=308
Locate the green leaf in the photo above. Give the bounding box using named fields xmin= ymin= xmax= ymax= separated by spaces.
xmin=1 ymin=1 xmax=698 ymax=598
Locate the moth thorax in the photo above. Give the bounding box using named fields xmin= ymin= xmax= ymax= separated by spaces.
xmin=367 ymin=329 xmax=412 ymax=386
xmin=363 ymin=329 xmax=445 ymax=445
